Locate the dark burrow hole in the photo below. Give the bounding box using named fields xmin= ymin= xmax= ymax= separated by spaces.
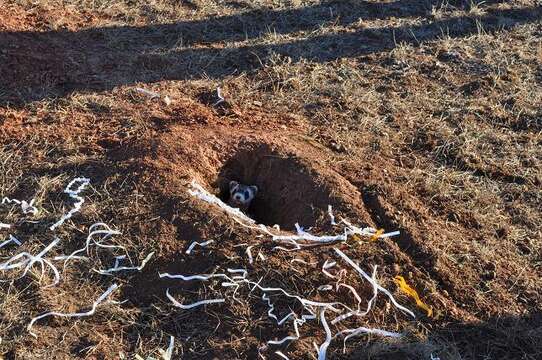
xmin=214 ymin=143 xmax=336 ymax=230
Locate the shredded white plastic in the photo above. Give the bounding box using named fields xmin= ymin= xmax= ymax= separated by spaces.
xmin=0 ymin=235 xmax=21 ymax=248
xmin=214 ymin=87 xmax=225 ymax=106
xmin=63 ymin=222 xmax=122 ymax=268
xmin=227 ymin=268 xmax=248 ymax=281
xmin=337 ymin=326 xmax=402 ymax=352
xmin=159 ymin=272 xmax=232 ymax=282
xmin=246 ymin=245 xmax=254 ymax=264
xmin=273 ymin=223 xmax=348 ymax=244
xmin=0 ymin=237 xmax=60 ymax=286
xmin=334 ymin=248 xmax=415 ymax=318
xmin=160 ymin=336 xmax=175 ymax=360
xmin=0 ymin=223 xmax=10 ymax=229
xmin=332 ymin=266 xmax=378 ymax=324
xmin=290 ymin=258 xmax=316 ymax=266
xmin=135 ymin=87 xmax=160 ymax=99
xmin=274 ymin=351 xmax=290 ymax=360
xmin=166 ymin=288 xmax=225 ymax=309
xmin=50 ymin=177 xmax=91 ymax=230
xmin=135 ymin=87 xmax=171 ymax=105
xmin=318 ymin=285 xmax=333 ymax=291
xmin=317 ymin=309 xmax=332 ymax=360
xmin=322 ymin=260 xmax=336 ymax=279
xmin=95 ymin=251 xmax=154 ymax=275
xmin=27 ymin=283 xmax=118 ymax=337
xmin=185 ymin=240 xmax=214 ymax=254
xmin=262 ymin=292 xmax=296 ymax=326
xmin=327 ymin=205 xmax=337 ymax=226
xmin=1 ymin=197 xmax=39 ymax=215
xmin=245 ymin=279 xmax=344 ymax=312
xmin=267 ymin=316 xmax=305 ymax=346
xmin=188 ymin=181 xmax=255 ymax=224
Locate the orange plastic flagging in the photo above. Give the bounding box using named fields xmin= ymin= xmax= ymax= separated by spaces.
xmin=370 ymin=229 xmax=385 ymax=241
xmin=394 ymin=276 xmax=433 ymax=317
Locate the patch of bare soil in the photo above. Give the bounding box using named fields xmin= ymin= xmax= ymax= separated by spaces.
xmin=1 ymin=0 xmax=541 ymax=359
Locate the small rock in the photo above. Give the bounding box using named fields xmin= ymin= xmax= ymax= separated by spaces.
xmin=329 ymin=140 xmax=347 ymax=153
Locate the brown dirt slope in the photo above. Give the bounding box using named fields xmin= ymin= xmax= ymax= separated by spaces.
xmin=0 ymin=0 xmax=541 ymax=359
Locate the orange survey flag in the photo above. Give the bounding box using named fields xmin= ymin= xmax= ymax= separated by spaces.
xmin=394 ymin=275 xmax=433 ymax=317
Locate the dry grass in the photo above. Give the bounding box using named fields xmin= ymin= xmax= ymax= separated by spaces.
xmin=1 ymin=0 xmax=541 ymax=359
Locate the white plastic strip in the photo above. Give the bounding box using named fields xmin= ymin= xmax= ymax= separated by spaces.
xmin=0 ymin=238 xmax=61 ymax=286
xmin=160 ymin=336 xmax=175 ymax=360
xmin=63 ymin=222 xmax=121 ymax=268
xmin=341 ymin=219 xmax=400 ymax=240
xmin=328 ymin=205 xmax=337 ymax=226
xmin=338 ymin=283 xmax=362 ymax=305
xmin=379 ymin=231 xmax=401 ymax=238
xmin=291 ymin=258 xmax=316 ymax=266
xmin=334 ymin=248 xmax=415 ymax=318
xmin=0 ymin=223 xmax=11 ymax=229
xmin=1 ymin=197 xmax=39 ymax=215
xmin=318 ymin=285 xmax=333 ymax=291
xmin=27 ymin=283 xmax=118 ymax=337
xmin=214 ymin=87 xmax=225 ymax=106
xmin=227 ymin=268 xmax=248 ymax=280
xmin=246 ymin=246 xmax=254 ymax=264
xmin=159 ymin=272 xmax=232 ymax=282
xmin=317 ymin=309 xmax=332 ymax=360
xmin=267 ymin=318 xmax=301 ymax=346
xmin=322 ymin=260 xmax=336 ymax=279
xmin=95 ymin=251 xmax=154 ymax=275
xmin=273 ymin=224 xmax=348 ymax=244
xmin=53 ymin=255 xmax=89 ymax=262
xmin=166 ymin=288 xmax=225 ymax=309
xmin=332 ymin=267 xmax=377 ymax=324
xmin=161 ymin=270 xmax=345 ymax=314
xmin=261 ymin=292 xmax=295 ymax=326
xmin=272 ymin=239 xmax=302 ymax=252
xmin=188 ymin=181 xmax=255 ymax=224
xmin=50 ymin=177 xmax=90 ymax=230
xmin=0 ymin=235 xmax=21 ymax=248
xmin=244 ymin=279 xmax=344 ymax=312
xmin=336 ymin=326 xmax=401 ymax=353
xmin=135 ymin=87 xmax=160 ymax=99
xmin=274 ymin=351 xmax=290 ymax=360
xmin=185 ymin=240 xmax=214 ymax=254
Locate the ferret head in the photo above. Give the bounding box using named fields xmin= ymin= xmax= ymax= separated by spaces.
xmin=229 ymin=181 xmax=258 ymax=207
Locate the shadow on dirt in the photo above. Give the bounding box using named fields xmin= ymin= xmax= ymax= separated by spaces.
xmin=1 ymin=1 xmax=540 ymax=105
xmin=342 ymin=310 xmax=542 ymax=360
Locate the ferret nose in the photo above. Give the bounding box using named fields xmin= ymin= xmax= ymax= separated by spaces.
xmin=234 ymin=194 xmax=243 ymax=201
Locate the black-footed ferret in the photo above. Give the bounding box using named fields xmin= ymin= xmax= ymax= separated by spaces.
xmin=228 ymin=181 xmax=258 ymax=212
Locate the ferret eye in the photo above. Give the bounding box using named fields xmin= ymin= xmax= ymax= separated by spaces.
xmin=244 ymin=191 xmax=250 ymax=198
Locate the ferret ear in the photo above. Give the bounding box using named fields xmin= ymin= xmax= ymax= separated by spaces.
xmin=229 ymin=181 xmax=239 ymax=192
xmin=249 ymin=185 xmax=258 ymax=195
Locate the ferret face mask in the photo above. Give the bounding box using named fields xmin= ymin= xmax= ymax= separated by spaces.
xmin=229 ymin=181 xmax=258 ymax=207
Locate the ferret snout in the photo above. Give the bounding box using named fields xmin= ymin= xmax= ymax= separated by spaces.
xmin=228 ymin=180 xmax=258 ymax=209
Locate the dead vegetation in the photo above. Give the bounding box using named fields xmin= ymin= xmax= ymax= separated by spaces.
xmin=0 ymin=0 xmax=541 ymax=359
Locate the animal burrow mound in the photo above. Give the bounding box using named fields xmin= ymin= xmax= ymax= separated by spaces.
xmin=214 ymin=142 xmax=370 ymax=230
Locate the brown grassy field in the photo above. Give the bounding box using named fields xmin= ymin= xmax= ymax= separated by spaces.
xmin=0 ymin=0 xmax=541 ymax=359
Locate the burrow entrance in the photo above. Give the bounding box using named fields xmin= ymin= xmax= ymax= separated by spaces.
xmin=214 ymin=142 xmax=362 ymax=230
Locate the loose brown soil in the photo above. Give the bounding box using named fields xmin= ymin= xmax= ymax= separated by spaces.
xmin=0 ymin=1 xmax=540 ymax=359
